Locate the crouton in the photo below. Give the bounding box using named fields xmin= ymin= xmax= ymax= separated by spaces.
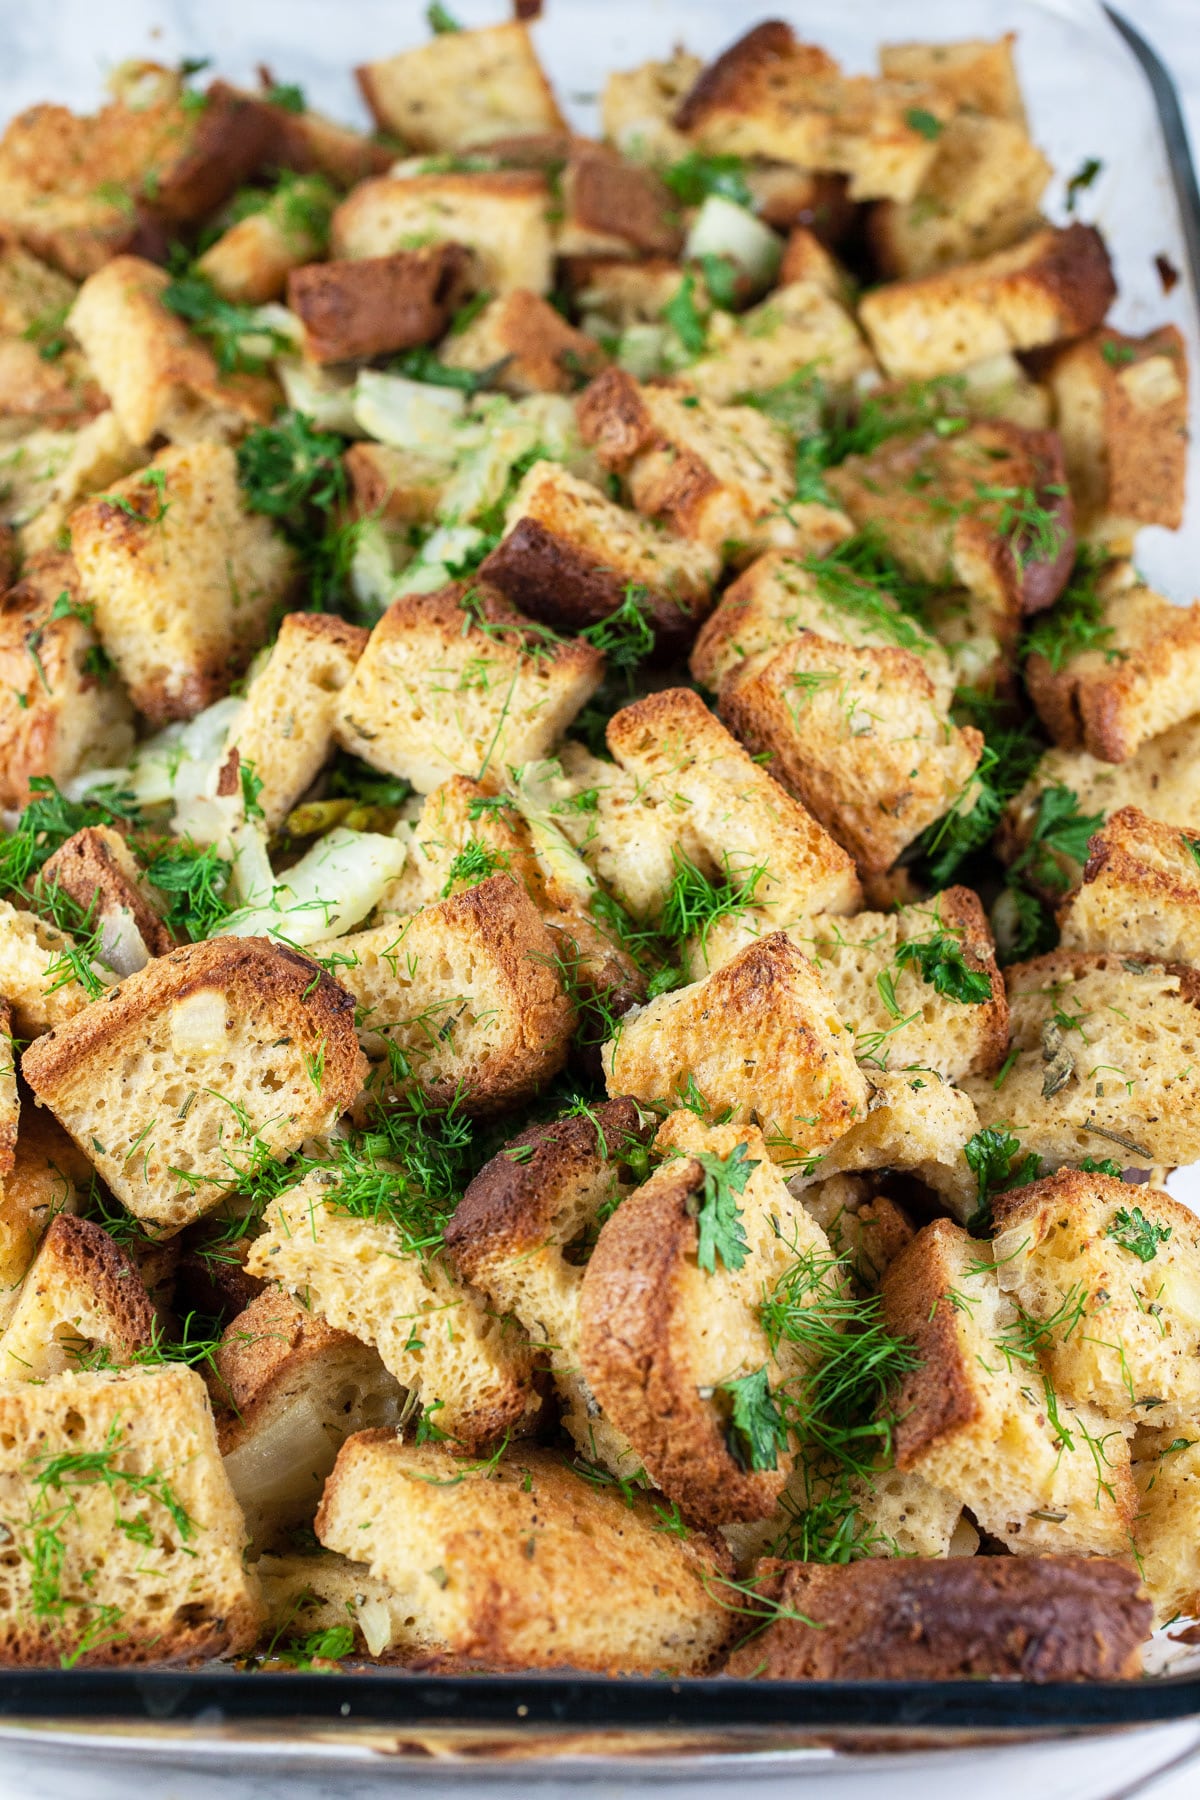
xmin=0 ymin=1364 xmax=262 ymax=1665
xmin=679 ymin=282 xmax=875 ymax=407
xmin=0 ymin=897 xmax=98 ymax=1038
xmin=356 ymin=23 xmax=565 ymax=154
xmin=690 ymin=547 xmax=953 ymax=704
xmin=577 ymin=367 xmax=848 ymax=563
xmin=440 ymin=291 xmax=605 ymax=397
xmin=718 ymin=630 xmax=983 ymax=874
xmin=601 ymin=53 xmax=703 ymax=166
xmin=1048 ymin=327 xmax=1188 ymax=548
xmin=883 ymin=1218 xmax=1137 ymax=1553
xmin=288 ymin=245 xmax=472 ymax=366
xmin=674 ymin=23 xmax=953 ymax=204
xmin=256 ymin=1550 xmax=431 ymax=1662
xmin=214 ymin=1288 xmax=404 ymax=1546
xmin=0 ymin=336 xmax=103 ymax=432
xmin=777 ymin=226 xmax=855 ymax=303
xmin=331 ymin=172 xmax=554 ymax=296
xmin=579 ymin=1117 xmax=835 ymax=1525
xmin=10 ymin=411 xmax=145 ymax=558
xmin=315 ymin=1436 xmax=733 ymax=1674
xmin=478 ymin=461 xmax=718 ymax=650
xmin=868 ymin=115 xmax=1051 ymax=279
xmin=333 ymin=582 xmax=603 ymax=793
xmin=67 ymin=257 xmax=279 ymax=447
xmin=858 ymin=224 xmax=1116 ymax=380
xmin=445 ymin=1098 xmax=655 ymax=1477
xmin=344 ymin=441 xmax=446 ymax=528
xmin=1026 ymin=566 xmax=1200 ymax=763
xmin=563 ymin=255 xmax=693 ymax=329
xmin=922 ymin=583 xmax=1013 ymax=692
xmin=1058 ymin=807 xmax=1200 ymax=964
xmin=800 ymin=1175 xmax=916 ymax=1290
xmin=0 ymin=237 xmax=77 ymax=343
xmin=991 ymin=1168 xmax=1200 ymax=1435
xmin=70 ymin=441 xmax=298 ymax=725
xmin=196 ymin=176 xmax=336 ymax=307
xmin=963 ymin=950 xmax=1200 ymax=1173
xmin=269 ymin=102 xmax=393 ymax=189
xmin=814 ymin=1071 xmax=983 ymax=1221
xmin=377 ymin=777 xmax=543 ymax=917
xmin=726 ymin=1555 xmax=1149 ymax=1680
xmin=0 ymin=550 xmax=135 ymax=808
xmin=826 ymin=420 xmax=1075 ymax=620
xmin=220 ymin=614 xmax=368 ymax=835
xmin=245 ymin=1169 xmax=538 ymax=1450
xmin=557 ymin=143 xmax=683 ymax=260
xmin=1133 ymin=1430 xmax=1200 ymax=1626
xmin=21 ymin=937 xmax=366 ymax=1236
xmin=879 ymin=35 xmax=1027 ymax=122
xmin=0 ymin=1213 xmax=157 ymax=1382
xmin=0 ymin=1107 xmax=84 ymax=1309
xmin=604 ymin=932 xmax=868 ymax=1169
xmin=40 ymin=825 xmax=171 ymax=977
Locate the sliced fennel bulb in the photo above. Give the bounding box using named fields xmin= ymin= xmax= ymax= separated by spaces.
xmin=216 ymin=826 xmax=406 ymax=946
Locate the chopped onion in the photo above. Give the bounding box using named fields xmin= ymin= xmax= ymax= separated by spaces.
xmin=617 ymin=323 xmax=668 ymax=379
xmin=353 ymin=370 xmax=464 ymax=454
xmin=99 ymin=908 xmax=150 ymax=979
xmin=170 ymin=989 xmax=228 ymax=1056
xmin=216 ymin=826 xmax=407 ymax=946
xmin=685 ymin=195 xmax=782 ymax=293
xmin=222 ymin=1393 xmax=334 ymax=1517
xmin=354 ymin=1596 xmax=395 ymax=1657
xmin=350 ymin=517 xmax=402 ymax=618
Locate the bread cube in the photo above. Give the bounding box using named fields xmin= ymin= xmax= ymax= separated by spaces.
xmin=799 ymin=1175 xmax=915 ymax=1291
xmin=718 ymin=631 xmax=983 ymax=873
xmin=344 ymin=440 xmax=446 ymax=527
xmin=814 ymin=1071 xmax=983 ymax=1222
xmin=680 ymin=281 xmax=875 ymax=407
xmin=333 ymin=582 xmax=602 ymax=793
xmin=1133 ymin=1430 xmax=1200 ymax=1626
xmin=0 ymin=897 xmax=97 ymax=1038
xmin=21 ymin=937 xmax=366 ymax=1236
xmin=41 ymin=825 xmax=173 ymax=967
xmin=0 ymin=1213 xmax=157 ymax=1383
xmin=440 ymin=290 xmax=605 ymax=396
xmin=288 ymin=245 xmax=471 ymax=366
xmin=256 ymin=1550 xmax=430 ymax=1663
xmin=315 ymin=1436 xmax=732 ymax=1674
xmin=604 ymin=932 xmax=868 ymax=1168
xmin=601 ymin=53 xmax=703 ymax=165
xmin=330 ymin=874 xmax=573 ymax=1113
xmin=197 ymin=195 xmax=328 ymax=308
xmin=859 ymin=224 xmax=1116 ymax=380
xmin=331 ymin=172 xmax=554 ymax=295
xmin=0 ymin=1107 xmax=87 ymax=1308
xmin=879 ymin=35 xmax=1027 ymax=122
xmin=579 ymin=1117 xmax=835 ymax=1525
xmin=883 ymin=1218 xmax=1137 ymax=1553
xmin=563 ymin=255 xmax=693 ymax=328
xmin=245 ymin=1169 xmax=538 ymax=1450
xmin=356 ymin=22 xmax=565 ymax=154
xmin=67 ymin=256 xmax=279 ymax=447
xmin=726 ymin=1556 xmax=1148 ymax=1680
xmin=10 ymin=412 xmax=145 ymax=558
xmin=557 ymin=143 xmax=682 ymax=259
xmin=991 ymin=1168 xmax=1200 ymax=1434
xmin=1058 ymin=807 xmax=1200 ymax=964
xmin=0 ymin=1365 xmax=262 ymax=1664
xmin=1048 ymin=326 xmax=1187 ymax=548
xmin=963 ymin=950 xmax=1200 ymax=1173
xmin=445 ymin=1097 xmax=654 ymax=1478
xmin=221 ymin=613 xmax=368 ymax=835
xmin=674 ymin=23 xmax=953 ymax=203
xmin=71 ymin=441 xmax=298 ymax=724
xmin=269 ymin=101 xmax=393 ymax=189
xmin=0 ymin=550 xmax=134 ymax=808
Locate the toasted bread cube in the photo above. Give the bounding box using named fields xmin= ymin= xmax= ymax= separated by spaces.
xmin=334 ymin=582 xmax=602 ymax=793
xmin=922 ymin=583 xmax=1013 ymax=692
xmin=563 ymin=255 xmax=693 ymax=329
xmin=139 ymin=81 xmax=282 ymax=226
xmin=691 ymin=547 xmax=953 ymax=703
xmin=1048 ymin=326 xmax=1187 ymax=548
xmin=814 ymin=1071 xmax=983 ymax=1221
xmin=0 ymin=897 xmax=97 ymax=1038
xmin=195 ymin=173 xmax=336 ymax=306
xmin=718 ymin=631 xmax=983 ymax=873
xmin=533 ymin=741 xmax=683 ymax=920
xmin=1133 ymin=1431 xmax=1200 ymax=1626
xmin=41 ymin=825 xmax=173 ymax=969
xmin=331 ymin=172 xmax=554 ymax=295
xmin=0 ymin=1107 xmax=85 ymax=1310
xmin=215 ymin=1288 xmax=404 ymax=1546
xmin=67 ymin=256 xmax=279 ymax=447
xmin=777 ymin=226 xmax=855 ymax=303
xmin=479 ymin=461 xmax=717 ymax=650
xmin=256 ymin=1550 xmax=431 ymax=1663
xmin=288 ymin=245 xmax=471 ymax=366
xmin=605 ymin=686 xmax=861 ymax=921
xmin=868 ymin=115 xmax=1051 ymax=280
xmin=826 ymin=421 xmax=1075 ymax=621
xmin=356 ymin=23 xmax=564 ymax=154
xmin=991 ymin=1168 xmax=1200 ymax=1434
xmin=601 ymin=54 xmax=703 ymax=165
xmin=270 ymin=101 xmax=393 ymax=189
xmin=0 ymin=1213 xmax=157 ymax=1382
xmin=71 ymin=442 xmax=298 ymax=725
xmin=0 ymin=551 xmax=135 ymax=808
xmin=799 ymin=1175 xmax=916 ymax=1291
xmin=245 ymin=1169 xmax=538 ymax=1450
xmin=21 ymin=937 xmax=366 ymax=1237
xmin=880 ymin=36 xmax=1027 ymax=121
xmin=445 ymin=1097 xmax=655 ymax=1477
xmin=1026 ymin=566 xmax=1200 ymax=764
xmin=556 ymin=143 xmax=682 ymax=260
xmin=221 ymin=613 xmax=369 ymax=835
xmin=963 ymin=950 xmax=1200 ymax=1173
xmin=578 ymin=368 xmax=848 ymax=564
xmin=859 ymin=225 xmax=1116 ymax=381
xmin=330 ymin=875 xmax=572 ymax=1113
xmin=315 ymin=1436 xmax=732 ymax=1674
xmin=344 ymin=440 xmax=446 ymax=528
xmin=883 ymin=1218 xmax=1137 ymax=1553
xmin=1058 ymin=807 xmax=1200 ymax=964
xmin=674 ymin=23 xmax=952 ymax=204
xmin=440 ymin=291 xmax=605 ymax=397
xmin=0 ymin=237 xmax=78 ymax=341
xmin=604 ymin=932 xmax=868 ymax=1168
xmin=726 ymin=1555 xmax=1148 ymax=1680
xmin=0 ymin=1365 xmax=261 ymax=1664
xmin=680 ymin=281 xmax=875 ymax=406
xmin=0 ymin=336 xmax=102 ymax=432
xmin=579 ymin=1118 xmax=835 ymax=1525
xmin=10 ymin=412 xmax=145 ymax=558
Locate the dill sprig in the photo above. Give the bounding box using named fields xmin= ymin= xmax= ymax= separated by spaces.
xmin=1022 ymin=554 xmax=1121 ymax=672
xmin=236 ymin=410 xmax=359 ymax=607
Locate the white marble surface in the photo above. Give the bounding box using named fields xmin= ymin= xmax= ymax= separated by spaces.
xmin=0 ymin=1 xmax=1198 ymax=1796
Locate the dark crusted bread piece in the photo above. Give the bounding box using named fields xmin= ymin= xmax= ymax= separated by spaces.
xmin=288 ymin=245 xmax=472 ymax=365
xmin=0 ymin=1213 xmax=158 ymax=1382
xmin=42 ymin=825 xmax=174 ymax=964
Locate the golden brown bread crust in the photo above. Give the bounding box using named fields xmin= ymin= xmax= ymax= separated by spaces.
xmin=566 ymin=145 xmax=682 ymax=257
xmin=21 ymin=1211 xmax=159 ymax=1358
xmin=934 ymin=884 xmax=1011 ymax=1076
xmin=673 ymin=22 xmax=811 ymax=133
xmin=576 ymin=366 xmax=656 ymax=468
xmin=478 ymin=520 xmax=699 ymax=655
xmin=726 ymin=1556 xmax=1151 ymax=1680
xmin=41 ymin=826 xmax=174 ymax=959
xmin=444 ymin=1096 xmax=653 ymax=1281
xmin=288 ymin=244 xmax=472 ymax=365
xmin=343 ymin=442 xmax=442 ymax=526
xmin=881 ymin=1218 xmax=983 ymax=1469
xmin=213 ymin=1286 xmax=373 ymax=1452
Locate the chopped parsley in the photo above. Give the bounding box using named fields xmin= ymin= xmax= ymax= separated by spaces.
xmin=1105 ymin=1205 xmax=1172 ymax=1263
